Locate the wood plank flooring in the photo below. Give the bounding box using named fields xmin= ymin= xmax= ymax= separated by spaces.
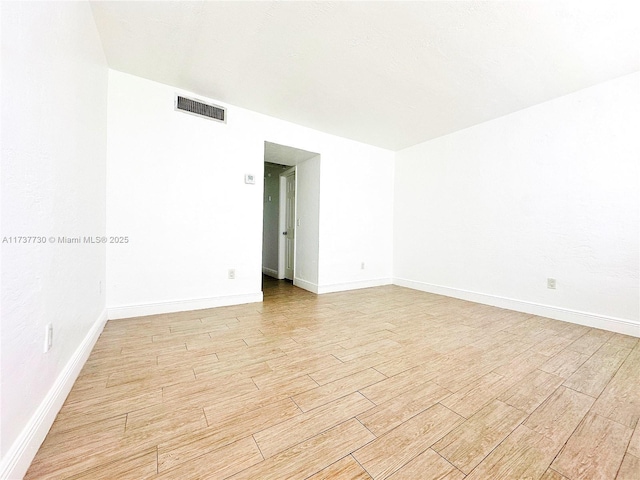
xmin=26 ymin=277 xmax=640 ymax=479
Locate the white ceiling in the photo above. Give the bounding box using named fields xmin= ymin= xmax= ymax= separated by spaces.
xmin=90 ymin=1 xmax=639 ymax=151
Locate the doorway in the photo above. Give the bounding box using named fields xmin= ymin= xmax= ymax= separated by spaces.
xmin=261 ymin=141 xmax=320 ymax=292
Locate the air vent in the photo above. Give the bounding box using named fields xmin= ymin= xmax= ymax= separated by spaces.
xmin=175 ymin=95 xmax=226 ymax=123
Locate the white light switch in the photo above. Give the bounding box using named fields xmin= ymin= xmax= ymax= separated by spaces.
xmin=244 ymin=174 xmax=255 ymax=184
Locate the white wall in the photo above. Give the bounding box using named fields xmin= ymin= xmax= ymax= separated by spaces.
xmin=106 ymin=71 xmax=265 ymax=316
xmin=295 ymin=156 xmax=321 ymax=290
xmin=318 ymin=144 xmax=395 ymax=293
xmin=106 ymin=71 xmax=395 ymax=315
xmin=0 ymin=2 xmax=108 ymax=477
xmin=394 ymin=72 xmax=640 ymax=336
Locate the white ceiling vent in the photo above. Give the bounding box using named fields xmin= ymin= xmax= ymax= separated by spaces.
xmin=175 ymin=94 xmax=226 ymax=123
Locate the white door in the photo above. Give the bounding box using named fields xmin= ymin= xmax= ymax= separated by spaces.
xmin=283 ymin=170 xmax=296 ymax=280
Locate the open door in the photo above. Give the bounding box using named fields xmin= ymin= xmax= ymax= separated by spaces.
xmin=281 ymin=168 xmax=296 ymax=280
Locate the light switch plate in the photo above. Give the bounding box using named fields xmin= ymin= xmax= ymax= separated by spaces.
xmin=244 ymin=174 xmax=255 ymax=184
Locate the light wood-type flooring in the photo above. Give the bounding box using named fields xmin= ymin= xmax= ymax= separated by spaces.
xmin=26 ymin=277 xmax=640 ymax=479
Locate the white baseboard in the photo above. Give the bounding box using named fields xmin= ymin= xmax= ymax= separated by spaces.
xmin=293 ymin=277 xmax=319 ymax=294
xmin=293 ymin=277 xmax=393 ymax=295
xmin=107 ymin=292 xmax=263 ymax=320
xmin=262 ymin=267 xmax=279 ymax=279
xmin=318 ymin=277 xmax=393 ymax=295
xmin=393 ymin=278 xmax=640 ymax=337
xmin=0 ymin=310 xmax=108 ymax=480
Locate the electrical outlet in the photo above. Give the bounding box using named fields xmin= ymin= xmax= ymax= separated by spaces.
xmin=44 ymin=323 xmax=53 ymax=353
xmin=228 ymin=269 xmax=235 ymax=280
xmin=361 ymin=262 xmax=365 ymax=270
xmin=547 ymin=278 xmax=556 ymax=289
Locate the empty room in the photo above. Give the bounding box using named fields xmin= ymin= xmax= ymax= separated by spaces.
xmin=1 ymin=1 xmax=639 ymax=479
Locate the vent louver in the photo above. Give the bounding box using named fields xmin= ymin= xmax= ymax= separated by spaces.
xmin=175 ymin=95 xmax=226 ymax=123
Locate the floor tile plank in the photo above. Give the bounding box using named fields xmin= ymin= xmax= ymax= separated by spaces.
xmin=566 ymin=329 xmax=614 ymax=355
xmin=156 ymin=436 xmax=263 ymax=479
xmin=539 ymin=349 xmax=591 ymax=379
xmin=464 ymin=425 xmax=558 ymax=480
xmin=540 ymin=468 xmax=571 ymax=480
xmin=358 ymin=362 xmax=443 ymax=405
xmin=354 ymin=403 xmax=464 ymax=480
xmin=65 ymin=449 xmax=158 ymax=480
xmin=306 ymin=456 xmax=373 ymax=480
xmin=229 ymin=419 xmax=375 ymax=480
xmin=524 ymin=385 xmax=594 ymax=445
xmin=440 ymin=372 xmax=506 ymax=418
xmin=433 ymin=399 xmax=528 ymax=474
xmin=158 ymin=397 xmax=300 ymax=472
xmin=551 ymin=412 xmax=632 ymax=480
xmin=386 ymin=448 xmax=464 ymax=480
xmin=498 ymin=369 xmax=564 ymax=414
xmin=563 ymin=343 xmax=631 ymax=398
xmin=590 ymin=347 xmax=640 ymax=429
xmin=628 ymin=423 xmax=640 ymax=458
xmin=357 ymin=381 xmax=451 ymax=436
xmin=292 ymin=368 xmax=386 ymax=412
xmin=254 ymin=392 xmax=374 ymax=459
xmin=616 ymin=453 xmax=640 ymax=480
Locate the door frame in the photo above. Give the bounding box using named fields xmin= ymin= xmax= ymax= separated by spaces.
xmin=278 ymin=166 xmax=296 ymax=280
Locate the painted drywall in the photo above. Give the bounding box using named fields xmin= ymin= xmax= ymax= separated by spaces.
xmin=106 ymin=71 xmax=395 ymax=315
xmin=106 ymin=71 xmax=265 ymax=315
xmin=262 ymin=163 xmax=284 ymax=277
xmin=318 ymin=144 xmax=395 ymax=293
xmin=295 ymin=156 xmax=321 ymax=290
xmin=394 ymin=72 xmax=640 ymax=335
xmin=0 ymin=1 xmax=108 ymax=476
